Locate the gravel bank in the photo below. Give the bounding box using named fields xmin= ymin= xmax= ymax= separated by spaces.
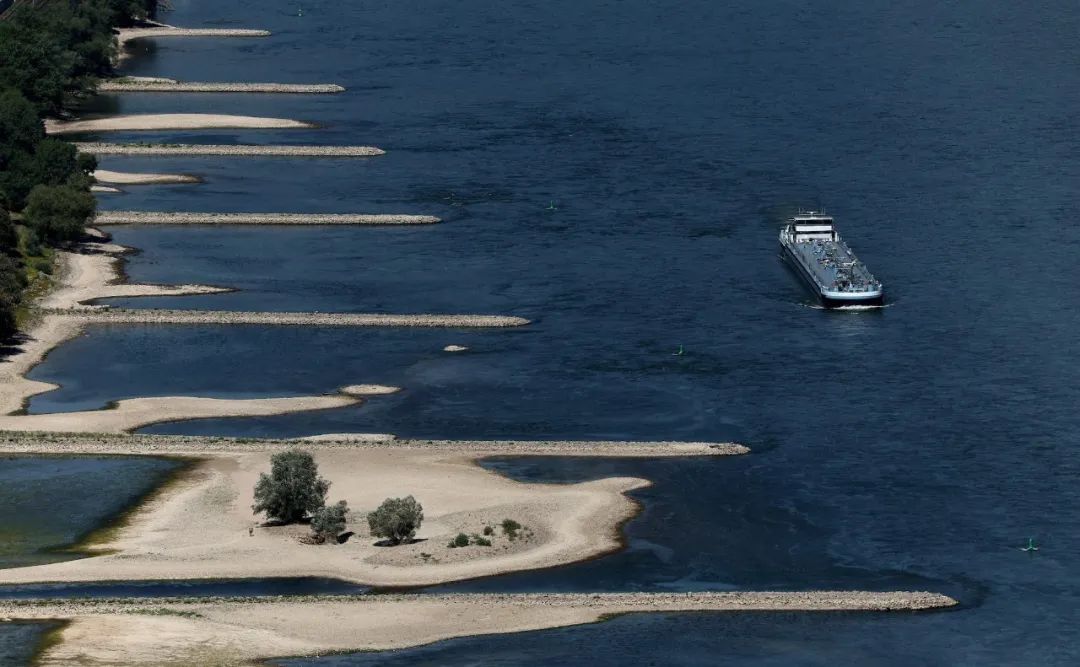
xmin=50 ymin=308 xmax=530 ymax=328
xmin=99 ymin=80 xmax=345 ymax=93
xmin=76 ymin=143 xmax=386 ymax=157
xmin=94 ymin=211 xmax=440 ymax=225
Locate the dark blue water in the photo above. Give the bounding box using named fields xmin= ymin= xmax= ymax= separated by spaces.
xmin=18 ymin=0 xmax=1080 ymax=663
xmin=0 ymin=621 xmax=58 ymax=667
xmin=0 ymin=578 xmax=366 ymax=600
xmin=0 ymin=456 xmax=182 ymax=569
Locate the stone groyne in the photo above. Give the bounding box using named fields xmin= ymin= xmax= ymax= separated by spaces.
xmin=0 ymin=433 xmax=748 ymax=457
xmin=117 ymin=27 xmax=271 ymax=46
xmin=51 ymin=308 xmax=531 ymax=328
xmin=99 ymin=80 xmax=346 ymax=94
xmin=76 ymin=143 xmax=386 ymax=157
xmin=94 ymin=211 xmax=440 ymax=225
xmin=0 ymin=591 xmax=959 ymax=616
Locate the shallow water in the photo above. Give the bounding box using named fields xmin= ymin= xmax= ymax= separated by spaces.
xmin=13 ymin=0 xmax=1080 ymax=663
xmin=0 ymin=578 xmax=366 ymax=600
xmin=0 ymin=621 xmax=58 ymax=667
xmin=0 ymin=457 xmax=182 ymax=569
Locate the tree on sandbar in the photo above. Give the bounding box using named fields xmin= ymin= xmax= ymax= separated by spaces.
xmin=252 ymin=449 xmax=330 ymax=524
xmin=367 ymin=495 xmax=423 ymax=545
xmin=311 ymin=500 xmax=349 ymax=543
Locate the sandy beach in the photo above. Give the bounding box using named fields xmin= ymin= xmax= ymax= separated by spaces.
xmin=46 ymin=114 xmax=314 ymax=134
xmin=3 ymin=592 xmax=958 ymax=665
xmin=93 ymin=169 xmax=201 ymax=185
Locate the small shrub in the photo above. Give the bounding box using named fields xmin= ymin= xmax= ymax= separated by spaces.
xmin=449 ymin=532 xmax=470 ymax=548
xmin=472 ymin=535 xmax=492 ymax=547
xmin=482 ymin=525 xmax=494 ymax=536
xmin=501 ymin=519 xmax=522 ymax=540
xmin=310 ymin=500 xmax=349 ymax=543
xmin=367 ymin=495 xmax=424 ymax=545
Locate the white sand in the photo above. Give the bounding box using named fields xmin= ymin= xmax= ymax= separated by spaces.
xmin=4 ymin=592 xmax=957 ymax=665
xmin=90 ymin=185 xmax=122 ymax=193
xmin=45 ymin=114 xmax=314 ymax=134
xmin=0 ymin=447 xmax=649 ymax=586
xmin=93 ymin=169 xmax=200 ymax=185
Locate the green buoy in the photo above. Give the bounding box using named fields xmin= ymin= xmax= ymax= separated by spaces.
xmin=547 ymin=200 xmax=558 ymax=210
xmin=1020 ymin=537 xmax=1039 ymax=552
xmin=673 ymin=344 xmax=685 ymax=356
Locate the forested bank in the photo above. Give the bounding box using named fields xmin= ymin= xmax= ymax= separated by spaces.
xmin=0 ymin=0 xmax=156 ymax=336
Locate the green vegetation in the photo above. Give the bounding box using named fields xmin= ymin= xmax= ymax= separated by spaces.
xmin=0 ymin=1 xmax=158 ymax=338
xmin=501 ymin=518 xmax=522 ymax=540
xmin=310 ymin=500 xmax=349 ymax=543
xmin=252 ymin=450 xmax=330 ymax=524
xmin=447 ymin=533 xmax=469 ymax=549
xmin=367 ymin=495 xmax=423 ymax=545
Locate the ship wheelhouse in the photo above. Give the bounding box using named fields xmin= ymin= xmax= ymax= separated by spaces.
xmin=790 ymin=214 xmax=836 ymax=242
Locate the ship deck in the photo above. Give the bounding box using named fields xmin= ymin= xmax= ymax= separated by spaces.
xmin=783 ymin=235 xmax=880 ymax=296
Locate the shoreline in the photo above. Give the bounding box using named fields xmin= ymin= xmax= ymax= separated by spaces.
xmin=3 ymin=592 xmax=958 ymax=665
xmin=94 ymin=211 xmax=442 ymax=225
xmin=77 ymin=143 xmax=387 ymax=156
xmin=0 ymin=239 xmax=520 ymax=432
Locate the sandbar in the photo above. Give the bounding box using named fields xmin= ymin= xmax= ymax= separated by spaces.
xmin=45 ymin=114 xmax=313 ymax=134
xmin=93 ymin=169 xmax=201 ymax=185
xmin=116 ymin=26 xmax=270 ymax=48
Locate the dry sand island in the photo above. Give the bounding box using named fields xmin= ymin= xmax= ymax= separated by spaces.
xmin=0 ymin=437 xmax=746 ymax=587
xmin=4 ymin=592 xmax=957 ymax=666
xmin=46 ymin=114 xmax=314 ymax=134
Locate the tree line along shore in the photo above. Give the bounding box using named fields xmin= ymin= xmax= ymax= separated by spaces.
xmin=0 ymin=0 xmax=159 ymax=336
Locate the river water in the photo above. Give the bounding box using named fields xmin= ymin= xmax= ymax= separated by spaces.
xmin=5 ymin=0 xmax=1080 ymax=663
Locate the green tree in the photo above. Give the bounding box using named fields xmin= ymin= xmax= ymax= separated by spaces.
xmin=367 ymin=496 xmax=423 ymax=545
xmin=0 ymin=209 xmax=18 ymax=257
xmin=0 ymin=88 xmax=43 ymax=167
xmin=311 ymin=500 xmax=349 ymax=543
xmin=252 ymin=450 xmax=330 ymax=523
xmin=23 ymin=184 xmax=94 ymax=244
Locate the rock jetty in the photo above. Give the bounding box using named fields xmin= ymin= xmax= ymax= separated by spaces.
xmin=54 ymin=308 xmax=531 ymax=328
xmin=99 ymin=79 xmax=346 ymax=94
xmin=94 ymin=211 xmax=441 ymax=225
xmin=76 ymin=143 xmax=386 ymax=157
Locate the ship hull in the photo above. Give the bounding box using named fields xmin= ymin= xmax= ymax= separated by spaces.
xmin=780 ymin=242 xmax=884 ymax=308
